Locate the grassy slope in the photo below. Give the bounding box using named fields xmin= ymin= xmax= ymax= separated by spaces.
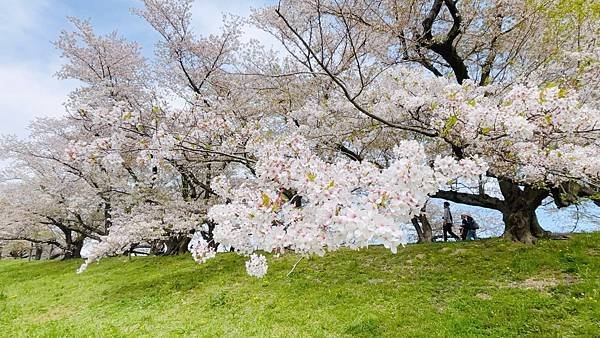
xmin=1 ymin=234 xmax=599 ymax=337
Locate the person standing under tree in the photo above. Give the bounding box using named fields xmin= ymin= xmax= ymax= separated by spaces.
xmin=442 ymin=202 xmax=461 ymax=241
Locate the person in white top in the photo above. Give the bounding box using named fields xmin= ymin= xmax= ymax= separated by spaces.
xmin=442 ymin=202 xmax=461 ymax=242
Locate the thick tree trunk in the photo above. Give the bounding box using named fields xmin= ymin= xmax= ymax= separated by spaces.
xmin=499 ymin=180 xmax=551 ymax=244
xmin=63 ymin=237 xmax=84 ymax=259
xmin=152 ymin=235 xmax=191 ymax=256
xmin=501 ymin=208 xmax=549 ymax=244
xmin=63 ymin=247 xmax=82 ymax=259
xmin=165 ymin=236 xmax=191 ymax=255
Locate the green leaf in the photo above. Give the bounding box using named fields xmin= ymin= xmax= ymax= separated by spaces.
xmin=260 ymin=193 xmax=271 ymax=207
xmin=441 ymin=115 xmax=458 ymax=136
xmin=558 ymin=87 xmax=568 ymax=98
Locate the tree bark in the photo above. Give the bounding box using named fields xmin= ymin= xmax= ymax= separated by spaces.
xmin=411 ymin=216 xmax=424 ymax=242
xmin=63 ymin=245 xmax=83 ymax=259
xmin=152 ymin=235 xmax=192 ymax=256
xmin=501 ymin=209 xmax=549 ymax=244
xmin=419 ymin=214 xmax=433 ymax=242
xmin=166 ymin=235 xmax=191 ymax=255
xmin=34 ymin=245 xmax=43 ymax=260
xmin=498 ymin=180 xmax=550 ymax=244
xmin=63 ymin=235 xmax=84 ymax=259
xmin=411 ymin=207 xmax=433 ymax=243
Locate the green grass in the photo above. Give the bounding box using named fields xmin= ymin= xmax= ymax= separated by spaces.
xmin=1 ymin=234 xmax=600 ymax=337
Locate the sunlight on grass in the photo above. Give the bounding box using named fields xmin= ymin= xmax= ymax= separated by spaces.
xmin=1 ymin=234 xmax=599 ymax=337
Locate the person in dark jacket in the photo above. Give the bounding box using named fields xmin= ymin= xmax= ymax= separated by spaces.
xmin=460 ymin=214 xmax=479 ymax=240
xmin=459 ymin=214 xmax=468 ymax=241
xmin=442 ymin=202 xmax=461 ymax=241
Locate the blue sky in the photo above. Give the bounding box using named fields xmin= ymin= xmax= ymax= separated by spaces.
xmin=0 ymin=0 xmax=273 ymax=137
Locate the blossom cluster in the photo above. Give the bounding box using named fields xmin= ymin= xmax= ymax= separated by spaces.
xmin=187 ymin=133 xmax=487 ymax=277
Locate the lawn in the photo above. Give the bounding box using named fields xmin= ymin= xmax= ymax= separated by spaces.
xmin=1 ymin=234 xmax=599 ymax=337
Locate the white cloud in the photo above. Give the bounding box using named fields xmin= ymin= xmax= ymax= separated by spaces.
xmin=0 ymin=62 xmax=76 ymax=137
xmin=190 ymin=0 xmax=280 ymax=50
xmin=0 ymin=0 xmax=49 ymax=34
xmin=0 ymin=0 xmax=281 ymax=140
xmin=190 ymin=0 xmax=255 ymax=34
xmin=0 ymin=1 xmax=74 ymax=137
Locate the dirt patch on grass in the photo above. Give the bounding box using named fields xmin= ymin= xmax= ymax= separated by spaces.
xmin=476 ymin=293 xmax=492 ymax=300
xmin=368 ymin=278 xmax=385 ymax=284
xmin=512 ymin=278 xmax=559 ymax=291
xmin=27 ymin=305 xmax=77 ymax=323
xmin=435 ymin=303 xmax=447 ymax=314
xmin=586 ymin=248 xmax=600 ymax=256
xmin=505 ymin=275 xmax=580 ymax=292
xmin=451 ymin=249 xmax=468 ymax=255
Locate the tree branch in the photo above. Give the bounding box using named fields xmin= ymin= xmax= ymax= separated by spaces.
xmin=432 ymin=190 xmax=504 ymax=210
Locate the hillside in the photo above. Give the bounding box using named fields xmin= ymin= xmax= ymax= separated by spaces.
xmin=1 ymin=234 xmax=599 ymax=337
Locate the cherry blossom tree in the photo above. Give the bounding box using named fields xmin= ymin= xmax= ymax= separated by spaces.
xmin=66 ymin=0 xmax=487 ymax=274
xmin=2 ymin=0 xmax=597 ymax=277
xmin=251 ymin=0 xmax=600 ymax=244
xmin=0 ymin=119 xmax=112 ymax=258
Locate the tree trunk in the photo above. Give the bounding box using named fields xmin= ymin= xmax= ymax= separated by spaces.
xmin=199 ymin=221 xmax=219 ymax=250
xmin=501 ymin=208 xmax=549 ymax=244
xmin=63 ymin=247 xmax=82 ymax=259
xmin=63 ymin=237 xmax=84 ymax=259
xmin=411 ymin=216 xmax=424 ymax=242
xmin=166 ymin=236 xmax=191 ymax=255
xmin=419 ymin=214 xmax=433 ymax=242
xmin=34 ymin=245 xmax=43 ymax=260
xmin=152 ymin=235 xmax=191 ymax=256
xmin=411 ymin=211 xmax=433 ymax=243
xmin=499 ymin=180 xmax=550 ymax=244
